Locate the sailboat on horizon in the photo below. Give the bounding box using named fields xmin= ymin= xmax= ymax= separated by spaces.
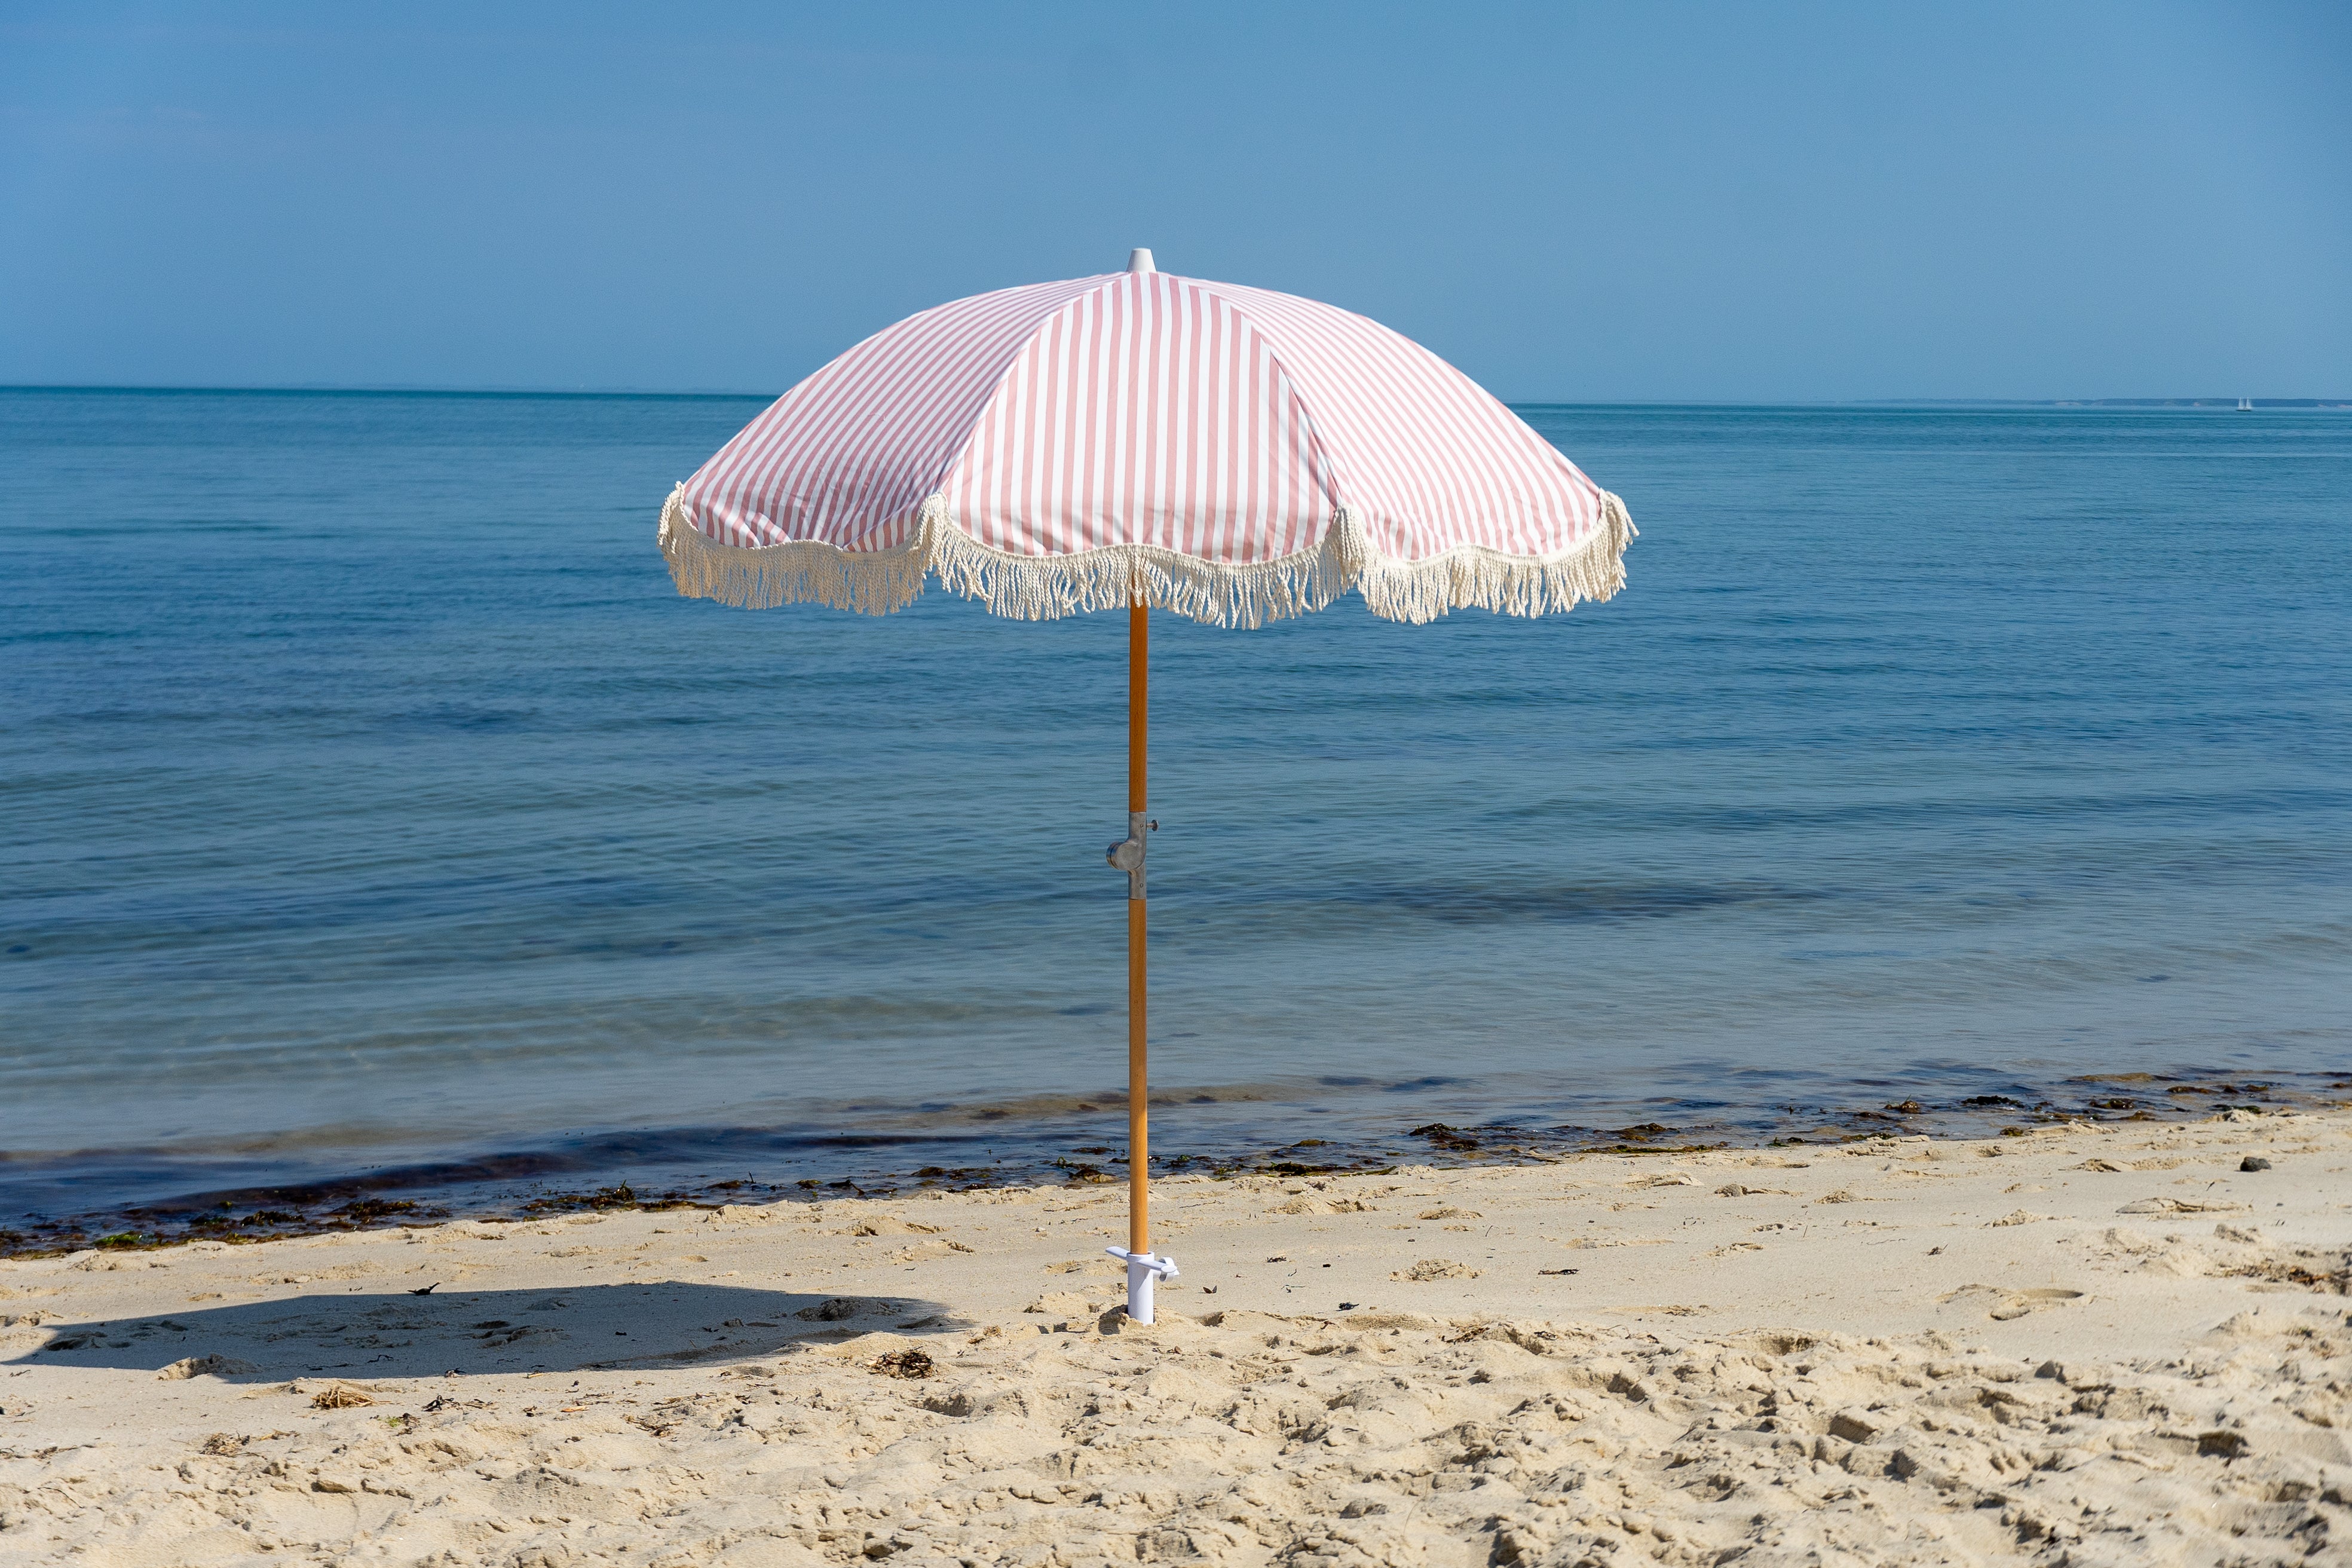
xmin=2238 ymin=396 xmax=2255 ymax=411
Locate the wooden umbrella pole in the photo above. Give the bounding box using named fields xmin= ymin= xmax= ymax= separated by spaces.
xmin=1126 ymin=596 xmax=1149 ymax=1258
xmin=1104 ymin=587 xmax=1169 ymax=1319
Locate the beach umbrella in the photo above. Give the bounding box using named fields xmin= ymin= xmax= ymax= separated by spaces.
xmin=658 ymin=250 xmax=1632 ymax=1323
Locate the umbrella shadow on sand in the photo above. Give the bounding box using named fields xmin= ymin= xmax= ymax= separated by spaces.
xmin=7 ymin=1282 xmax=960 ymax=1382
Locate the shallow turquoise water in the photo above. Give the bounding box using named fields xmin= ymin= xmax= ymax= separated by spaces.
xmin=3 ymin=391 xmax=2347 ymax=1226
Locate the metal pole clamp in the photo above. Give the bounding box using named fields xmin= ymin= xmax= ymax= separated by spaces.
xmin=1105 ymin=812 xmax=1156 ymax=900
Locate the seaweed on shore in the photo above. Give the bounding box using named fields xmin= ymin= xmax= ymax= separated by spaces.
xmin=2 ymin=1070 xmax=2333 ymax=1260
xmin=517 ymin=1183 xmax=699 ymax=1215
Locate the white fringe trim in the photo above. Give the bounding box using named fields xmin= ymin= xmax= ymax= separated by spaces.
xmin=1353 ymin=492 xmax=1635 ymax=626
xmin=657 ymin=488 xmax=930 ymax=615
xmin=657 ymin=486 xmax=1633 ymax=628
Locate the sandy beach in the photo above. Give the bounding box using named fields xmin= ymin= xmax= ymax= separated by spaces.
xmin=4 ymin=1108 xmax=2346 ymax=1566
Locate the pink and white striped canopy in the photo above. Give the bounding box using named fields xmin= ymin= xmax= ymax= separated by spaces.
xmin=659 ymin=259 xmax=1630 ymax=626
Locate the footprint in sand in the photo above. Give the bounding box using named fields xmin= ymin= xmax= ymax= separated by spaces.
xmin=1938 ymin=1283 xmax=2084 ymax=1321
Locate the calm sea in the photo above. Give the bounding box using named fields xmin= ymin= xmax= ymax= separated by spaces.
xmin=4 ymin=390 xmax=2347 ymax=1237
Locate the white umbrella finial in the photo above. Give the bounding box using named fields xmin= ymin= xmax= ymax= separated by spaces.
xmin=1127 ymin=247 xmax=1155 ymax=275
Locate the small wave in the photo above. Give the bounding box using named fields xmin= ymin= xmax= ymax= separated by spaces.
xmin=1314 ymin=879 xmax=1830 ymax=925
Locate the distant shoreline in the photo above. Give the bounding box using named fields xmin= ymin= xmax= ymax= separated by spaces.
xmin=1854 ymin=396 xmax=2352 ymax=409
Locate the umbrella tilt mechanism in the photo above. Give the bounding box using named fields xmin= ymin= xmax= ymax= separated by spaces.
xmin=1104 ymin=814 xmax=1156 ymax=898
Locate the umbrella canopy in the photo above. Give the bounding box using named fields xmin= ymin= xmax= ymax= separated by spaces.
xmin=657 ymin=252 xmax=1633 ymax=1324
xmin=659 ymin=255 xmax=1631 ymax=626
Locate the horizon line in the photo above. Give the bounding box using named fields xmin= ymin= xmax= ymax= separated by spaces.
xmin=2 ymin=384 xmax=2348 ymax=409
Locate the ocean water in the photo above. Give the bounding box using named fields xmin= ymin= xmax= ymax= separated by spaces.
xmin=4 ymin=390 xmax=2348 ymax=1237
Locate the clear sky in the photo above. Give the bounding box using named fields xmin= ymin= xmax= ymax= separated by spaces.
xmin=3 ymin=1 xmax=2346 ymax=402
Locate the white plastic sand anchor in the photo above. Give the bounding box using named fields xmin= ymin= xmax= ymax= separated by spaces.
xmin=1105 ymin=1246 xmax=1178 ymax=1324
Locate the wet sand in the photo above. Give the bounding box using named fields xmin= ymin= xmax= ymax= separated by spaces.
xmin=3 ymin=1108 xmax=2347 ymax=1565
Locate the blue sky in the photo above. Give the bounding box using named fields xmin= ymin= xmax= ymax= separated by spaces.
xmin=2 ymin=2 xmax=2346 ymax=401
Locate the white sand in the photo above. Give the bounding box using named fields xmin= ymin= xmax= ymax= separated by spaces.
xmin=3 ymin=1108 xmax=2347 ymax=1566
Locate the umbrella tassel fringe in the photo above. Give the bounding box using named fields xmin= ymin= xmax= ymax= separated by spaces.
xmin=657 ymin=488 xmax=930 ymax=614
xmin=1353 ymin=492 xmax=1636 ymax=626
xmin=924 ymin=496 xmax=1355 ymax=629
xmin=659 ymin=487 xmax=1631 ymax=627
